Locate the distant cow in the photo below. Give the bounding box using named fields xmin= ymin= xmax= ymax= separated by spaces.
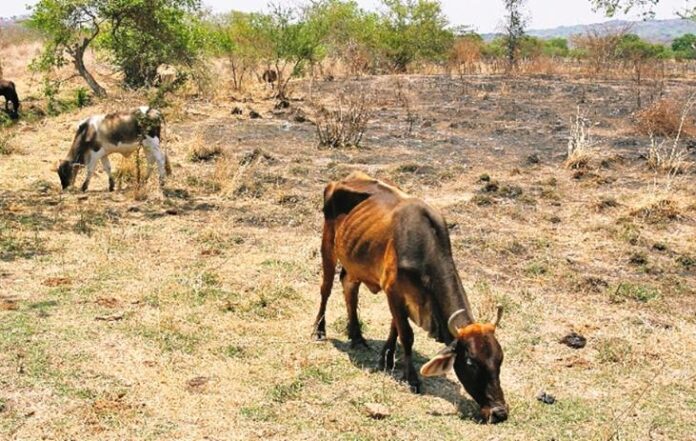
xmin=57 ymin=106 xmax=168 ymax=192
xmin=155 ymin=64 xmax=178 ymax=87
xmin=261 ymin=69 xmax=278 ymax=84
xmin=0 ymin=79 xmax=20 ymax=119
xmin=313 ymin=172 xmax=508 ymax=424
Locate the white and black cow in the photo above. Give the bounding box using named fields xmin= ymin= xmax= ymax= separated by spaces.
xmin=57 ymin=107 xmax=168 ymax=192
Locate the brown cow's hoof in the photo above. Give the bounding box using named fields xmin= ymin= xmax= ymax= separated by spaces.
xmin=406 ymin=379 xmax=422 ymax=394
xmin=350 ymin=337 xmax=370 ymax=350
xmin=313 ymin=330 xmax=326 ymax=341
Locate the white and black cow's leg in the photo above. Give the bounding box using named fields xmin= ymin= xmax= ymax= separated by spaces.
xmin=81 ymin=149 xmax=104 ymax=192
xmin=143 ymin=135 xmax=166 ymax=187
xmin=100 ymin=156 xmax=115 ymax=192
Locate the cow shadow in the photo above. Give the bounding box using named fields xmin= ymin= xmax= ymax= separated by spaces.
xmin=329 ymin=338 xmax=480 ymax=421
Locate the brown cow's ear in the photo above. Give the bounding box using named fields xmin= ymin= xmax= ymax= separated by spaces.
xmin=420 ymin=346 xmax=456 ymax=377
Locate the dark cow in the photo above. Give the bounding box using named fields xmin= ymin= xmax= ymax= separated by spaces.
xmin=0 ymin=79 xmax=20 ymax=119
xmin=57 ymin=106 xmax=168 ymax=192
xmin=261 ymin=69 xmax=278 ymax=84
xmin=313 ymin=172 xmax=508 ymax=424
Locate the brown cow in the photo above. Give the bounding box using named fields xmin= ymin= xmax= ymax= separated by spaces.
xmin=313 ymin=172 xmax=508 ymax=424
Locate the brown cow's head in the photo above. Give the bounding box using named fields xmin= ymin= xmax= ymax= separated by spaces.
xmin=421 ymin=307 xmax=507 ymax=424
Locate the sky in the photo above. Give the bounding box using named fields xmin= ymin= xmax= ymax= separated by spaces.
xmin=2 ymin=0 xmax=692 ymax=33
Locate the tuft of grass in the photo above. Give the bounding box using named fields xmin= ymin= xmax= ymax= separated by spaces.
xmin=596 ymin=337 xmax=632 ymax=364
xmin=608 ymin=283 xmax=660 ymax=304
xmin=189 ymin=143 xmax=223 ymax=163
xmin=0 ymin=131 xmax=18 ymax=155
xmin=565 ymin=106 xmax=597 ymax=169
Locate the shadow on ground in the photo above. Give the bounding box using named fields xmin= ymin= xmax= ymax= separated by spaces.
xmin=330 ymin=337 xmax=481 ymax=421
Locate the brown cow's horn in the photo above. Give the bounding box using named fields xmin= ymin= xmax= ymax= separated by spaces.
xmin=448 ymin=309 xmax=469 ymax=337
xmin=492 ymin=305 xmax=504 ymax=327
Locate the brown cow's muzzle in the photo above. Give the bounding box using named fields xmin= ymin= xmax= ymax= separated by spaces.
xmin=481 ymin=405 xmax=508 ymax=424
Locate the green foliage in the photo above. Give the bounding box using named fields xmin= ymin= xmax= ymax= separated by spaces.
xmin=29 ymin=0 xmax=205 ymax=93
xmin=74 ymin=87 xmax=90 ymax=107
xmin=615 ymin=33 xmax=669 ymax=61
xmin=672 ymin=33 xmax=696 ymax=59
xmin=544 ymin=37 xmax=570 ymax=57
xmin=378 ymin=0 xmax=454 ymax=72
xmin=98 ymin=0 xmax=205 ymax=88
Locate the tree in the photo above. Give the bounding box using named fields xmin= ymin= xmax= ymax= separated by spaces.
xmin=672 ymin=33 xmax=696 ymax=59
xmin=378 ymin=0 xmax=453 ymax=72
xmin=615 ymin=34 xmax=669 ymax=107
xmin=212 ymin=11 xmax=267 ymax=90
xmin=29 ymin=0 xmax=107 ymax=97
xmin=29 ymin=0 xmax=205 ymax=95
xmin=98 ymin=0 xmax=204 ymax=89
xmin=503 ymin=0 xmax=527 ymax=72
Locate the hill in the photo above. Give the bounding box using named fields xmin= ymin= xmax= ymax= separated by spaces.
xmin=484 ymin=18 xmax=696 ymax=43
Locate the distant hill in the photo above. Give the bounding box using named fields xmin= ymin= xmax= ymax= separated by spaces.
xmin=483 ymin=18 xmax=696 ymax=44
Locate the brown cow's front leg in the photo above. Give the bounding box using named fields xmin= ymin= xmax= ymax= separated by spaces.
xmin=388 ymin=295 xmax=421 ymax=393
xmin=378 ymin=319 xmax=397 ymax=371
xmin=341 ymin=269 xmax=368 ymax=349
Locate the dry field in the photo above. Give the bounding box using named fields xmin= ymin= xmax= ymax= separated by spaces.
xmin=1 ymin=45 xmax=696 ymax=440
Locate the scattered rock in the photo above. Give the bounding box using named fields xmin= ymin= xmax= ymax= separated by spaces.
xmin=187 ymin=376 xmax=210 ymax=392
xmin=536 ymin=391 xmax=556 ymax=405
xmin=274 ymin=99 xmax=290 ymax=110
xmin=231 ymin=106 xmax=243 ymax=115
xmin=560 ymin=332 xmax=587 ymax=349
xmin=43 ymin=277 xmax=72 ymax=287
xmin=96 ymin=297 xmax=120 ymax=308
xmin=549 ymin=216 xmax=561 ymax=224
xmin=365 ymin=403 xmax=390 ymax=420
xmin=95 ymin=312 xmax=124 ymax=322
xmin=629 ymin=253 xmax=648 ymax=266
xmin=652 ymin=242 xmax=667 ymax=252
xmin=249 ymin=110 xmax=261 ymax=119
xmin=526 ymin=153 xmax=540 ymax=165
xmin=482 ymin=181 xmax=499 ymax=193
xmin=165 ymin=208 xmax=179 ymax=216
xmin=0 ymin=299 xmax=18 ymax=311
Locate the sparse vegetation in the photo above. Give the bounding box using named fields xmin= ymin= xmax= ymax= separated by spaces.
xmin=0 ymin=1 xmax=695 ymax=439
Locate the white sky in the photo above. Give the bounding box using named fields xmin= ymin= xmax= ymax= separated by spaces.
xmin=2 ymin=0 xmax=692 ymax=33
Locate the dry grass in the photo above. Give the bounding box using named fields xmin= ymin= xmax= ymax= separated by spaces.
xmin=1 ymin=44 xmax=695 ymax=440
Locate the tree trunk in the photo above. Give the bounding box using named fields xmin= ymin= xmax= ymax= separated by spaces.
xmin=74 ymin=46 xmax=106 ymax=98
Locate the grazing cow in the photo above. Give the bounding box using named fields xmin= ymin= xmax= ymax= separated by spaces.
xmin=261 ymin=69 xmax=278 ymax=85
xmin=313 ymin=172 xmax=508 ymax=424
xmin=0 ymin=79 xmax=20 ymax=119
xmin=57 ymin=107 xmax=167 ymax=192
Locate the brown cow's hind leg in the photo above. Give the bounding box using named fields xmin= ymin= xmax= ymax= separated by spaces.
xmin=340 ymin=268 xmax=368 ymax=349
xmin=313 ymin=222 xmax=336 ymax=340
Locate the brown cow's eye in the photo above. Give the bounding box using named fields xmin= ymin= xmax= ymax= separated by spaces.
xmin=465 ymin=357 xmax=475 ymax=367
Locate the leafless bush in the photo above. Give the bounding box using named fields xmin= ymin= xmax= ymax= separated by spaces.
xmin=565 ymin=106 xmax=597 ymax=169
xmin=449 ymin=37 xmax=483 ymax=77
xmin=315 ymin=91 xmax=372 ymax=149
xmin=635 ymin=97 xmax=696 ymax=138
xmin=394 ymin=79 xmax=417 ymax=135
xmin=646 ymin=94 xmax=695 ymax=176
xmin=572 ymin=28 xmax=627 ymax=77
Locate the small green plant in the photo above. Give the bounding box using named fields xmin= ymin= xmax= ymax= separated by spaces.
xmin=74 ymin=87 xmax=90 ymax=108
xmin=42 ymin=78 xmax=61 ymax=116
xmin=240 ymin=405 xmax=275 ymax=422
xmin=608 ymin=283 xmax=660 ymax=303
xmin=269 ymin=378 xmax=304 ymax=403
